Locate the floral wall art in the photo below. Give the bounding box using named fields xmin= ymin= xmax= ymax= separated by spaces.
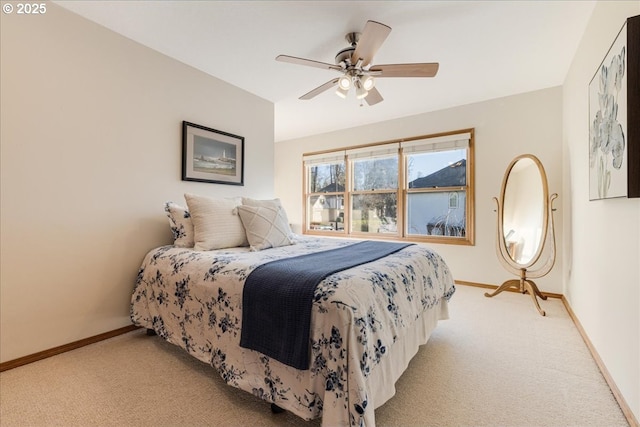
xmin=589 ymin=15 xmax=639 ymax=200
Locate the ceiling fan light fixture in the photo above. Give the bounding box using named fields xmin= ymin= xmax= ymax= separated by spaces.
xmin=354 ymin=79 xmax=368 ymax=99
xmin=335 ymin=86 xmax=349 ymax=99
xmin=338 ymin=75 xmax=352 ymax=90
xmin=360 ymin=75 xmax=375 ymax=91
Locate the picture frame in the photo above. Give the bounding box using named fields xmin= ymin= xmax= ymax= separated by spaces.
xmin=588 ymin=15 xmax=639 ymax=200
xmin=182 ymin=121 xmax=244 ymax=186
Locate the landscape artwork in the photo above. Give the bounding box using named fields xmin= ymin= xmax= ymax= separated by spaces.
xmin=182 ymin=121 xmax=244 ymax=185
xmin=193 ymin=136 xmax=236 ymax=176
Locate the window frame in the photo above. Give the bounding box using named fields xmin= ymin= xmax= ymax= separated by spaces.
xmin=302 ymin=129 xmax=475 ymax=245
xmin=349 ymin=151 xmax=400 ymax=237
xmin=303 ymin=153 xmax=347 ymax=233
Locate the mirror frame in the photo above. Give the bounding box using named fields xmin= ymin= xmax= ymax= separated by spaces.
xmin=497 ymin=154 xmax=550 ymax=271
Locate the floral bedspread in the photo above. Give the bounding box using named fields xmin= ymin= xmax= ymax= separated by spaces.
xmin=130 ymin=236 xmax=455 ymax=426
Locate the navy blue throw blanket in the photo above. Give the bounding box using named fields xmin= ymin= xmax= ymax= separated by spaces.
xmin=240 ymin=240 xmax=413 ymax=370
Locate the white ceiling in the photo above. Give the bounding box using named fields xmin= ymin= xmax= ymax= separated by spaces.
xmin=54 ymin=1 xmax=595 ymax=142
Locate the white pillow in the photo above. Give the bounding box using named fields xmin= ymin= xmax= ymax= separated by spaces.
xmin=164 ymin=202 xmax=194 ymax=248
xmin=237 ymin=204 xmax=294 ymax=251
xmin=241 ymin=198 xmax=293 ymax=238
xmin=184 ymin=194 xmax=248 ymax=250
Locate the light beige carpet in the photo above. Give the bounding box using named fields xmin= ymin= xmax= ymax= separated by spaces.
xmin=0 ymin=285 xmax=628 ymax=426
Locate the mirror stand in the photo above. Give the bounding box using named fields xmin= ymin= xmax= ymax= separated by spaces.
xmin=486 ymin=154 xmax=558 ymax=317
xmin=485 ymin=268 xmax=548 ymax=316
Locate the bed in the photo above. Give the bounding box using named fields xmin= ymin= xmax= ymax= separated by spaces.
xmin=130 ymin=197 xmax=455 ymax=427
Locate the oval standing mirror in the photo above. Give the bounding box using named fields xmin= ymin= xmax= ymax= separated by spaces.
xmin=485 ymin=154 xmax=558 ymax=316
xmin=502 ymin=157 xmax=547 ymax=266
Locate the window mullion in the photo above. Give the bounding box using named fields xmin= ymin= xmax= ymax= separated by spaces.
xmin=398 ymin=147 xmax=405 ymax=238
xmin=345 ymin=156 xmax=352 ymax=234
xmin=406 ymin=186 xmax=467 ymax=194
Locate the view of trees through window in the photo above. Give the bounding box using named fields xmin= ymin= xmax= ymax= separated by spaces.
xmin=351 ymin=157 xmax=398 ymax=234
xmin=307 ymin=162 xmax=345 ymax=231
xmin=304 ymin=131 xmax=473 ymax=244
xmin=308 ymin=163 xmax=345 ymax=193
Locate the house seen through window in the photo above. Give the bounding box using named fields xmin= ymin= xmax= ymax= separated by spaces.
xmin=303 ymin=129 xmax=474 ymax=245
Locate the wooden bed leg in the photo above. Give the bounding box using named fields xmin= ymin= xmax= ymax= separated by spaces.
xmin=270 ymin=403 xmax=285 ymax=414
xmin=146 ymin=329 xmax=156 ymax=336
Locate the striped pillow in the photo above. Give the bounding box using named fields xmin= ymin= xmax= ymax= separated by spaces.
xmin=184 ymin=194 xmax=248 ymax=250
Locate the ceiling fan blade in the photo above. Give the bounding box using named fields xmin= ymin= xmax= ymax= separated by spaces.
xmin=365 ymin=87 xmax=384 ymax=106
xmin=299 ymin=78 xmax=340 ymax=100
xmin=351 ymin=20 xmax=391 ymax=66
xmin=276 ymin=55 xmax=343 ymax=71
xmin=370 ymin=63 xmax=439 ymax=78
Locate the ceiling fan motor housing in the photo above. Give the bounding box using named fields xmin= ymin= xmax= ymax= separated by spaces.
xmin=335 ymin=32 xmax=361 ymax=65
xmin=335 ymin=47 xmax=355 ymax=65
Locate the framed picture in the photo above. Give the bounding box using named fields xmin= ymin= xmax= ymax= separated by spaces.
xmin=182 ymin=121 xmax=244 ymax=186
xmin=588 ymin=15 xmax=639 ymax=200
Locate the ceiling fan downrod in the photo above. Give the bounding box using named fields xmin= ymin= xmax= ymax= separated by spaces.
xmin=335 ymin=32 xmax=360 ymax=66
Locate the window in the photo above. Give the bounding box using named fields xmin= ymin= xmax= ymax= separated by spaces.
xmin=348 ymin=143 xmax=399 ymax=235
xmin=305 ymin=152 xmax=346 ymax=231
xmin=403 ymin=134 xmax=470 ymax=240
xmin=449 ymin=192 xmax=459 ymax=209
xmin=303 ymin=129 xmax=474 ymax=245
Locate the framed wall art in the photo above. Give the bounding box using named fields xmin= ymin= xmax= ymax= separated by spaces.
xmin=182 ymin=121 xmax=244 ymax=186
xmin=589 ymin=15 xmax=639 ymax=200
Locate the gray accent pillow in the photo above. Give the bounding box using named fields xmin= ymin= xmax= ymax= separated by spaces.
xmin=237 ymin=204 xmax=294 ymax=251
xmin=241 ymin=198 xmax=293 ymax=238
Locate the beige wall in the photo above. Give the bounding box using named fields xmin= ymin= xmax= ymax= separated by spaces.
xmin=563 ymin=1 xmax=640 ymax=420
xmin=275 ymin=87 xmax=564 ymax=294
xmin=0 ymin=4 xmax=274 ymax=362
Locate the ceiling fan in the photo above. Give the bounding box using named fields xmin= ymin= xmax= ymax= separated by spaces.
xmin=276 ymin=20 xmax=439 ymax=106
